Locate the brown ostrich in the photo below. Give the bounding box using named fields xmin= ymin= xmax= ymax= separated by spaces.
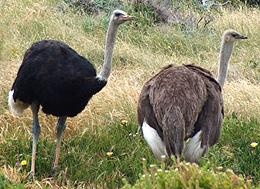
xmin=137 ymin=30 xmax=247 ymax=163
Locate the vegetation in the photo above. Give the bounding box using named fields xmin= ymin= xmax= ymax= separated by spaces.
xmin=122 ymin=161 xmax=254 ymax=189
xmin=0 ymin=0 xmax=259 ymax=188
xmin=238 ymin=0 xmax=260 ymax=6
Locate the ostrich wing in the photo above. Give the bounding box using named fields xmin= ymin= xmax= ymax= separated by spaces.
xmin=186 ymin=64 xmax=224 ymax=146
xmin=193 ymin=82 xmax=224 ymax=147
xmin=138 ymin=65 xmax=176 ymax=139
xmin=138 ymin=83 xmax=163 ymax=139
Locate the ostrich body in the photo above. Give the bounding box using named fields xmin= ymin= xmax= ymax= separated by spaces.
xmin=138 ymin=30 xmax=247 ymax=162
xmin=8 ymin=10 xmax=133 ymax=177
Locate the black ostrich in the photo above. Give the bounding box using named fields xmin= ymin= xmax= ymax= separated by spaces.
xmin=8 ymin=10 xmax=133 ymax=177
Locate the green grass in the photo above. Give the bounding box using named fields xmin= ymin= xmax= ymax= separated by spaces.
xmin=0 ymin=118 xmax=259 ymax=188
xmin=0 ymin=174 xmax=25 ymax=189
xmin=0 ymin=0 xmax=260 ymax=188
xmin=202 ymin=117 xmax=260 ymax=184
xmin=0 ymin=121 xmax=156 ymax=188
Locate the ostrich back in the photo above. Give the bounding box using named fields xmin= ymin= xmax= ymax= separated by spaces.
xmin=11 ymin=40 xmax=107 ymax=117
xmin=138 ymin=64 xmax=223 ymax=146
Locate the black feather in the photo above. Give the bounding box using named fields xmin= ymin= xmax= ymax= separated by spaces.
xmin=12 ymin=40 xmax=107 ymax=117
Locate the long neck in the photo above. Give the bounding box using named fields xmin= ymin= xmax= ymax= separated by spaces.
xmin=217 ymin=41 xmax=234 ymax=89
xmin=98 ymin=21 xmax=119 ymax=81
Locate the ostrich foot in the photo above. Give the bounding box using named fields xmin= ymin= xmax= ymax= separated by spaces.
xmin=26 ymin=171 xmax=35 ymax=180
xmin=50 ymin=166 xmax=59 ymax=177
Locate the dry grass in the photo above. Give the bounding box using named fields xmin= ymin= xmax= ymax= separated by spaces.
xmin=0 ymin=165 xmax=82 ymax=188
xmin=224 ymin=80 xmax=260 ymax=120
xmin=0 ymin=0 xmax=260 ymax=187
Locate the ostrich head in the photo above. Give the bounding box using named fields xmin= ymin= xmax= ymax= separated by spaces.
xmin=222 ymin=30 xmax=248 ymax=43
xmin=98 ymin=10 xmax=133 ymax=81
xmin=110 ymin=10 xmax=134 ymax=25
xmin=217 ymin=29 xmax=247 ymax=89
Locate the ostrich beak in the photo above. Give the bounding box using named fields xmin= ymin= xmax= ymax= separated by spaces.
xmin=121 ymin=15 xmax=134 ymax=21
xmin=236 ymin=35 xmax=248 ymax=39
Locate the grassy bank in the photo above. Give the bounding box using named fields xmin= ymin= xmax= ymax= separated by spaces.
xmin=0 ymin=0 xmax=259 ymax=188
xmin=0 ymin=118 xmax=259 ymax=188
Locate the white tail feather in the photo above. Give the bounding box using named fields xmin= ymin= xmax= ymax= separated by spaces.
xmin=142 ymin=120 xmax=167 ymax=161
xmin=183 ymin=131 xmax=207 ymax=163
xmin=8 ymin=90 xmax=29 ymax=116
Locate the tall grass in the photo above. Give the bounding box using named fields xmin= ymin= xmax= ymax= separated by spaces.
xmin=0 ymin=0 xmax=259 ymax=188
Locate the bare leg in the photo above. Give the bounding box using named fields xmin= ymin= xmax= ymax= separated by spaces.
xmin=30 ymin=102 xmax=40 ymax=179
xmin=51 ymin=116 xmax=67 ymax=175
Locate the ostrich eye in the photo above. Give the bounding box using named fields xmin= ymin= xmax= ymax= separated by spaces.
xmin=115 ymin=12 xmax=124 ymax=17
xmin=231 ymin=33 xmax=238 ymax=37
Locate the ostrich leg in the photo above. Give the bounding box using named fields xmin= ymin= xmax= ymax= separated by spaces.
xmin=30 ymin=102 xmax=41 ymax=178
xmin=52 ymin=116 xmax=67 ymax=175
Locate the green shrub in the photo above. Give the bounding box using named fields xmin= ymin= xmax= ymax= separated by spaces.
xmin=122 ymin=162 xmax=256 ymax=189
xmin=232 ymin=0 xmax=260 ymax=6
xmin=64 ymin=0 xmax=124 ymax=15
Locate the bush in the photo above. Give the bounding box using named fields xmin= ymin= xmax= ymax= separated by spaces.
xmin=199 ymin=0 xmax=259 ymax=7
xmin=64 ymin=0 xmax=124 ymax=15
xmin=234 ymin=0 xmax=260 ymax=6
xmin=122 ymin=162 xmax=256 ymax=189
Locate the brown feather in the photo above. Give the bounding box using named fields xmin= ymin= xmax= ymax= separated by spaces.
xmin=138 ymin=64 xmax=223 ymax=160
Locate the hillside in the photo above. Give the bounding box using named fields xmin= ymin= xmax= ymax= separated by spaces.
xmin=0 ymin=0 xmax=259 ymax=188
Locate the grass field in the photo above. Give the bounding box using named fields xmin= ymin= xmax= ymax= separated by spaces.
xmin=0 ymin=0 xmax=259 ymax=188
